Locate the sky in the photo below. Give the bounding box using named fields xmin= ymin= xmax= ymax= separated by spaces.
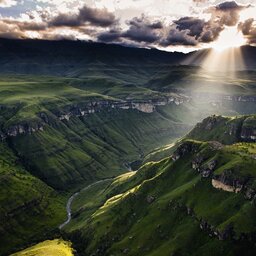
xmin=0 ymin=0 xmax=256 ymax=52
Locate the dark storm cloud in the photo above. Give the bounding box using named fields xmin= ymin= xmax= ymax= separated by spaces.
xmin=160 ymin=27 xmax=198 ymax=46
xmin=238 ymin=18 xmax=256 ymax=44
xmin=97 ymin=15 xmax=163 ymax=44
xmin=97 ymin=29 xmax=122 ymax=42
xmin=0 ymin=4 xmax=117 ymax=40
xmin=79 ymin=5 xmax=117 ymax=27
xmin=123 ymin=16 xmax=163 ymax=43
xmin=0 ymin=1 xmax=253 ymax=49
xmin=148 ymin=21 xmax=163 ymax=29
xmin=199 ymin=22 xmax=223 ymax=42
xmin=97 ymin=3 xmax=243 ymax=48
xmin=174 ymin=17 xmax=205 ymax=39
xmin=171 ymin=16 xmax=223 ymax=45
xmin=207 ymin=1 xmax=248 ymax=27
xmin=216 ymin=1 xmax=244 ymax=11
xmin=165 ymin=1 xmax=250 ymax=46
xmin=49 ymin=13 xmax=80 ymax=27
xmin=49 ymin=5 xmax=117 ymax=28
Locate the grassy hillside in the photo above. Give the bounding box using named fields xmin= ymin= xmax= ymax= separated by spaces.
xmin=0 ymin=142 xmax=66 ymax=255
xmin=0 ymin=75 xmax=192 ymax=255
xmin=0 ymin=40 xmax=255 ymax=255
xmin=11 ymin=239 xmax=74 ymax=256
xmin=66 ymin=139 xmax=256 ymax=255
xmin=60 ymin=115 xmax=256 ymax=255
xmin=187 ymin=114 xmax=256 ymax=144
xmin=143 ymin=114 xmax=256 ymax=163
xmin=1 ymin=71 xmax=255 ymax=255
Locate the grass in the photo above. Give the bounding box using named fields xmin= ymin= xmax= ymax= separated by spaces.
xmin=66 ymin=139 xmax=256 ymax=255
xmin=0 ymin=71 xmax=255 ymax=255
xmin=0 ymin=142 xmax=66 ymax=255
xmin=11 ymin=239 xmax=74 ymax=256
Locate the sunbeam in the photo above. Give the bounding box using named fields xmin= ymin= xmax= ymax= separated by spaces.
xmin=210 ymin=27 xmax=246 ymax=53
xmin=201 ymin=47 xmax=245 ymax=72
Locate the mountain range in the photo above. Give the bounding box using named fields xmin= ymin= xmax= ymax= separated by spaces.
xmin=0 ymin=39 xmax=255 ymax=256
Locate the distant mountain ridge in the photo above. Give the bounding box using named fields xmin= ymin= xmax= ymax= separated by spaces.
xmin=0 ymin=39 xmax=256 ymax=76
xmin=0 ymin=38 xmax=185 ymax=76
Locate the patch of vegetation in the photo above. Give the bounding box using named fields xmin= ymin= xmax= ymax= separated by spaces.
xmin=66 ymin=135 xmax=256 ymax=255
xmin=11 ymin=239 xmax=74 ymax=256
xmin=0 ymin=142 xmax=66 ymax=255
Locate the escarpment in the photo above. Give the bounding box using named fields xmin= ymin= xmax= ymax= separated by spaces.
xmin=171 ymin=140 xmax=256 ymax=200
xmin=0 ymin=96 xmax=187 ymax=139
xmin=188 ymin=114 xmax=256 ymax=143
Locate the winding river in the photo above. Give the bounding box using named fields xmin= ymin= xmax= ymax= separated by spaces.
xmin=59 ymin=179 xmax=113 ymax=230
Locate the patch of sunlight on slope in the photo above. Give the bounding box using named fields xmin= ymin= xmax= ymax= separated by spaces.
xmin=11 ymin=239 xmax=74 ymax=256
xmin=93 ymin=166 xmax=167 ymax=218
xmin=93 ymin=185 xmax=141 ymax=218
xmin=112 ymin=171 xmax=136 ymax=185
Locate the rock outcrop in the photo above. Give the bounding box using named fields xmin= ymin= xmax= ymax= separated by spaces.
xmin=6 ymin=123 xmax=44 ymax=137
xmin=212 ymin=170 xmax=246 ymax=193
xmin=171 ymin=141 xmax=199 ymax=161
xmin=56 ymin=96 xmax=188 ymax=121
xmin=192 ymin=158 xmax=217 ymax=178
xmin=0 ymin=96 xmax=188 ymax=139
xmin=212 ymin=179 xmax=242 ymax=193
xmin=241 ymin=121 xmax=256 ymax=141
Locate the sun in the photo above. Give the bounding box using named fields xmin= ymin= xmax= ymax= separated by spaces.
xmin=210 ymin=26 xmax=247 ymax=52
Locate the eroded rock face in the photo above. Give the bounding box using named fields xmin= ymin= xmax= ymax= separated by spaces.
xmin=192 ymin=155 xmax=204 ymax=170
xmin=244 ymin=188 xmax=256 ymax=200
xmin=192 ymin=115 xmax=225 ymax=133
xmin=39 ymin=112 xmax=49 ymax=124
xmin=171 ymin=141 xmax=198 ymax=162
xmin=6 ymin=123 xmax=44 ymax=137
xmin=226 ymin=123 xmax=239 ymax=136
xmin=212 ymin=179 xmax=242 ymax=193
xmin=212 ymin=170 xmax=246 ymax=193
xmin=240 ymin=116 xmax=256 ymax=141
xmin=192 ymin=157 xmax=217 ymax=178
xmin=55 ymin=96 xmax=186 ymax=121
xmin=132 ymin=103 xmax=155 ymax=113
xmin=0 ymin=96 xmax=187 ymax=139
xmin=241 ymin=127 xmax=256 ymax=141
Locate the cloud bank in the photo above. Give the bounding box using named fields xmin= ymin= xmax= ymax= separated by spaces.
xmin=0 ymin=1 xmax=254 ymax=50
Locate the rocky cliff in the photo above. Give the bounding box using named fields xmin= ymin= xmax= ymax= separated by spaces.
xmin=0 ymin=96 xmax=187 ymax=139
xmin=188 ymin=115 xmax=256 ymax=144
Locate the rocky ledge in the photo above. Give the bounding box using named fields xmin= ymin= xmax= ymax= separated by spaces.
xmin=0 ymin=96 xmax=188 ymax=139
xmin=55 ymin=96 xmax=188 ymax=121
xmin=192 ymin=115 xmax=256 ymax=142
xmin=171 ymin=141 xmax=256 ymax=200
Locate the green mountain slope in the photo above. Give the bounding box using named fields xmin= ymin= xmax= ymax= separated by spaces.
xmin=0 ymin=72 xmax=255 ymax=255
xmin=188 ymin=115 xmax=256 ymax=144
xmin=0 ymin=40 xmax=255 ymax=255
xmin=65 ymin=115 xmax=256 ymax=256
xmin=0 ymin=142 xmax=65 ymax=255
xmin=0 ymin=75 xmax=193 ymax=254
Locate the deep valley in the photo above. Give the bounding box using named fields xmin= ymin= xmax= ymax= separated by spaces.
xmin=0 ymin=39 xmax=255 ymax=256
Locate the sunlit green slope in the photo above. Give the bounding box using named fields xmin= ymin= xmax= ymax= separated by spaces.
xmin=11 ymin=239 xmax=74 ymax=256
xmin=66 ymin=115 xmax=256 ymax=256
